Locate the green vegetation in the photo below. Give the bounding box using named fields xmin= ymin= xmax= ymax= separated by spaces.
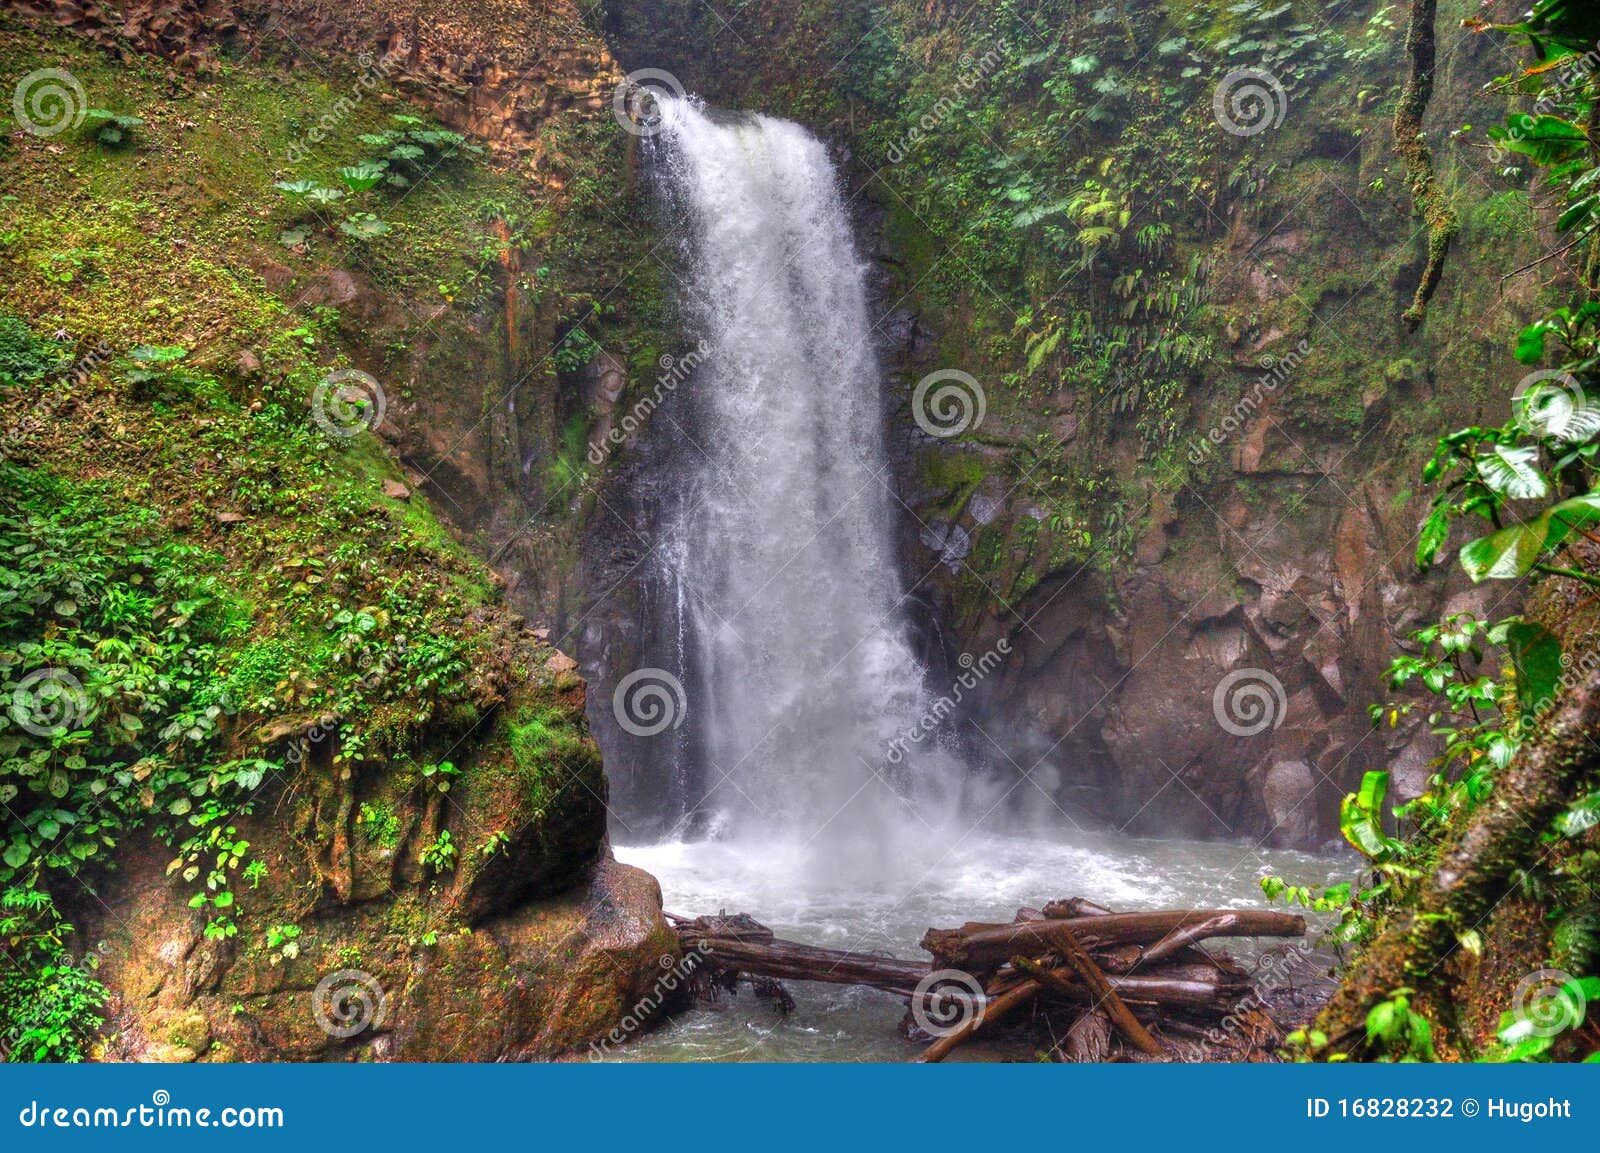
xmin=0 ymin=314 xmax=65 ymax=386
xmin=0 ymin=18 xmax=612 ymax=1060
xmin=274 ymin=114 xmax=484 ymax=245
xmin=356 ymin=801 xmax=400 ymax=848
xmin=687 ymin=0 xmax=1444 ymax=596
xmin=506 ymin=705 xmax=597 ymax=820
xmin=0 ymin=459 xmax=267 ymax=1054
xmin=80 ymin=108 xmax=143 ymax=149
xmin=1264 ymin=0 xmax=1600 ymax=1062
xmin=420 ymin=829 xmax=456 ymax=875
xmin=6 ymin=0 xmax=1599 ymax=1067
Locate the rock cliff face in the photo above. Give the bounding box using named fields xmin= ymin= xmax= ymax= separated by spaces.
xmin=4 ymin=0 xmax=677 ymax=1062
xmin=12 ymin=0 xmax=618 ymax=146
xmin=87 ymin=714 xmax=675 ymax=1062
xmin=14 ymin=0 xmax=628 ymax=593
xmin=18 ymin=2 xmax=1547 ymax=864
xmin=590 ymin=0 xmax=1551 ymax=847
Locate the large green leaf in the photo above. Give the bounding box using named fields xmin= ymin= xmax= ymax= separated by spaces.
xmin=1557 ymin=790 xmax=1600 ymax=836
xmin=1511 ymin=370 xmax=1600 ymax=441
xmin=1504 ymin=620 xmax=1563 ymax=714
xmin=1475 ymin=444 xmax=1549 ymax=500
xmin=339 ymin=214 xmax=393 ymax=241
xmin=1515 ymin=321 xmax=1553 ymax=364
xmin=336 ymin=163 xmax=388 ymax=193
xmin=1491 ymin=114 xmax=1589 ymax=166
xmin=1012 ymin=198 xmax=1073 ymax=227
xmin=1557 ymin=192 xmax=1598 ymax=235
xmin=1542 ymin=491 xmax=1600 ymax=550
xmin=1340 ymin=771 xmax=1399 ymax=861
xmin=1460 ymin=492 xmax=1600 ymax=581
xmin=1415 ymin=505 xmax=1450 ymax=569
xmin=1498 ymin=0 xmax=1600 ymax=62
xmin=1461 ymin=521 xmax=1548 ymax=581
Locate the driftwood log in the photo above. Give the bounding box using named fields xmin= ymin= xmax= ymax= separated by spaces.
xmin=685 ymin=934 xmax=929 ymax=996
xmin=919 ymin=909 xmax=1305 ymax=971
xmin=670 ymin=901 xmax=1307 ymax=1062
xmin=1029 ymin=922 xmax=1162 ymax=1056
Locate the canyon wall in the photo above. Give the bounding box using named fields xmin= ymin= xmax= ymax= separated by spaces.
xmin=18 ymin=0 xmax=1553 ymax=865
xmin=591 ymin=0 xmax=1553 ymax=847
xmin=2 ymin=0 xmax=679 ymax=1061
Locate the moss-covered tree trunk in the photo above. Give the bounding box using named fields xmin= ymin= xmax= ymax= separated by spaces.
xmin=1395 ymin=0 xmax=1458 ymax=330
xmin=1319 ymin=657 xmax=1600 ymax=1057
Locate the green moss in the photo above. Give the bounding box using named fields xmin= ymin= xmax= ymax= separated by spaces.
xmin=0 ymin=311 xmax=68 ymax=385
xmin=505 ymin=704 xmax=598 ymax=814
xmin=1463 ymin=189 xmax=1532 ymax=244
xmin=919 ymin=447 xmax=991 ymax=521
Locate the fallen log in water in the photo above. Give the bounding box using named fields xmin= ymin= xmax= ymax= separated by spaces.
xmin=670 ymin=900 xmax=1307 ymax=1063
xmin=920 ymin=909 xmax=1306 ymax=972
xmin=1030 ymin=921 xmax=1162 ymax=1056
xmin=684 ymin=932 xmax=930 ymax=996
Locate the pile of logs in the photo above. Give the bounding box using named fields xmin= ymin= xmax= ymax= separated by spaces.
xmin=669 ymin=899 xmax=1307 ymax=1062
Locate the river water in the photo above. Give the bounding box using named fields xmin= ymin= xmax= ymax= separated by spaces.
xmin=608 ymin=832 xmax=1350 ymax=1062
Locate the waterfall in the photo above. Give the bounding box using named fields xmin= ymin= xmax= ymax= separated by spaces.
xmin=648 ymin=99 xmax=960 ymax=869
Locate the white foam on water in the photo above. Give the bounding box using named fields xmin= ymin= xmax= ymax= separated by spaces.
xmin=612 ymin=833 xmax=1349 ymax=1061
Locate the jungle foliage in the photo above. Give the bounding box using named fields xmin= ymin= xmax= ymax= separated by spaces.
xmin=1267 ymin=0 xmax=1600 ymax=1062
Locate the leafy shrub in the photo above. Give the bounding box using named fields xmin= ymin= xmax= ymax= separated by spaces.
xmin=80 ymin=109 xmax=144 ymax=149
xmin=273 ymin=114 xmax=483 ymax=246
xmin=0 ymin=465 xmax=274 ymax=1053
xmin=420 ymin=829 xmax=456 ymax=874
xmin=0 ymin=314 xmax=66 ymax=388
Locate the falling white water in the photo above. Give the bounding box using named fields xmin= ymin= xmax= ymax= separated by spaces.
xmin=653 ymin=99 xmax=960 ymax=875
xmin=603 ymin=99 xmax=1355 ymax=1060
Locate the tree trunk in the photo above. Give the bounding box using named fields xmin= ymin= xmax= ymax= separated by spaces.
xmin=1320 ymin=661 xmax=1600 ymax=1056
xmin=1394 ymin=0 xmax=1458 ymax=329
xmin=921 ymin=909 xmax=1304 ymax=971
